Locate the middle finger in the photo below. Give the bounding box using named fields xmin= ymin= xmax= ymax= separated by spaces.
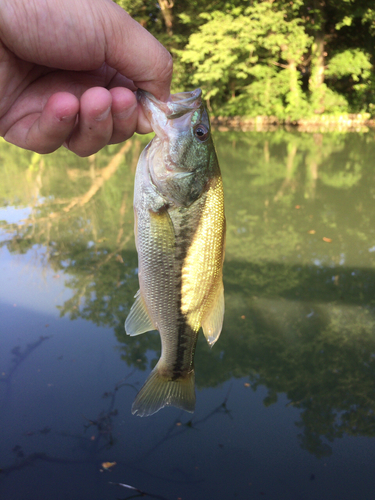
xmin=66 ymin=87 xmax=113 ymax=156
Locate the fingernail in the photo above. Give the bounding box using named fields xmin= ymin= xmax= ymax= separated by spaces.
xmin=60 ymin=114 xmax=76 ymax=122
xmin=95 ymin=106 xmax=111 ymax=122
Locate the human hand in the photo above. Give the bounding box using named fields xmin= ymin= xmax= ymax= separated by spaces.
xmin=0 ymin=0 xmax=172 ymax=156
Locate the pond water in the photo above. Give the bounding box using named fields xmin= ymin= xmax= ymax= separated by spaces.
xmin=1 ymin=129 xmax=375 ymax=500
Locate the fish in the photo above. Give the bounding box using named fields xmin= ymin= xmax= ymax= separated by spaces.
xmin=125 ymin=88 xmax=225 ymax=417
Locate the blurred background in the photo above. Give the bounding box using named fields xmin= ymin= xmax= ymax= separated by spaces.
xmin=116 ymin=0 xmax=375 ymax=122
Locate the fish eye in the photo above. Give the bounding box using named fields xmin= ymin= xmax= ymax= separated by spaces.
xmin=194 ymin=124 xmax=209 ymax=142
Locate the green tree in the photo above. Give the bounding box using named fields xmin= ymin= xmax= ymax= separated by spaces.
xmin=301 ymin=0 xmax=375 ymax=114
xmin=180 ymin=3 xmax=312 ymax=119
xmin=112 ymin=0 xmax=375 ymax=119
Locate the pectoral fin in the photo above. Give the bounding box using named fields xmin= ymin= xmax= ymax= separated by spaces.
xmin=149 ymin=207 xmax=176 ymax=253
xmin=125 ymin=290 xmax=155 ymax=336
xmin=201 ymin=282 xmax=225 ymax=347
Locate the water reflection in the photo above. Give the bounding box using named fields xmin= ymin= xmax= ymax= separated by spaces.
xmin=0 ymin=332 xmax=230 ymax=499
xmin=0 ymin=335 xmax=51 ymax=412
xmin=1 ymin=130 xmax=375 ymax=459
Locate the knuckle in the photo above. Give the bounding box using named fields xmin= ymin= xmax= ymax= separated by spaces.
xmin=66 ymin=141 xmax=99 ymax=157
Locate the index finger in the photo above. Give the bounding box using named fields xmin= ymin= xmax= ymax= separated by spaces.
xmin=103 ymin=5 xmax=173 ymax=102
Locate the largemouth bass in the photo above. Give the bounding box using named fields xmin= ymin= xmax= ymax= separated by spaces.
xmin=125 ymin=88 xmax=225 ymax=417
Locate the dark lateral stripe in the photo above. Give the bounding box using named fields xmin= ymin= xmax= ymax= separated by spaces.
xmin=172 ymin=265 xmax=189 ymax=377
xmin=171 ymin=202 xmax=204 ymax=376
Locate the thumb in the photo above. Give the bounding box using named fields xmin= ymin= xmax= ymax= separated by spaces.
xmin=102 ymin=3 xmax=172 ymax=102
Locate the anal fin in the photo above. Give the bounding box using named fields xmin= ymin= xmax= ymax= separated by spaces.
xmin=201 ymin=282 xmax=224 ymax=347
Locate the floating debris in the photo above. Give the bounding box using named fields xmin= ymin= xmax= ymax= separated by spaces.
xmin=110 ymin=481 xmax=171 ymax=500
xmin=101 ymin=461 xmax=116 ymax=471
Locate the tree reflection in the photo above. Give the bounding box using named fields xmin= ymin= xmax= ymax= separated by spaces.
xmin=1 ymin=131 xmax=375 ymax=457
xmin=0 ymin=335 xmax=51 ymax=410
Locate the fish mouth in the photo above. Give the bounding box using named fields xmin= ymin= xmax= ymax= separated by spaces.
xmin=165 ymin=89 xmax=202 ymax=119
xmin=138 ymin=89 xmax=205 ymax=179
xmin=137 ymin=88 xmax=202 ymax=120
xmin=137 ymin=90 xmax=204 ymax=142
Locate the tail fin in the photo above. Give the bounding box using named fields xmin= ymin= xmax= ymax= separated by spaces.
xmin=132 ymin=363 xmax=195 ymax=417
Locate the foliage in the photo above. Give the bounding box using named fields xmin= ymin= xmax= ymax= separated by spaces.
xmin=362 ymin=8 xmax=375 ymax=36
xmin=326 ymin=49 xmax=372 ymax=82
xmin=113 ymin=0 xmax=375 ymax=119
xmin=325 ymin=49 xmax=374 ymax=113
xmin=179 ymin=5 xmax=312 ymax=119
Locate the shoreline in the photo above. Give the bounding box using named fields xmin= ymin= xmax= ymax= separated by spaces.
xmin=211 ymin=114 xmax=375 ymax=133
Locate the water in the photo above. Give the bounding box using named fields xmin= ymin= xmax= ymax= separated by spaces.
xmin=1 ymin=130 xmax=375 ymax=499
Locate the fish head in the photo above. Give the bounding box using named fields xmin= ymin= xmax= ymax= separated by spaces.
xmin=138 ymin=88 xmax=216 ymax=207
